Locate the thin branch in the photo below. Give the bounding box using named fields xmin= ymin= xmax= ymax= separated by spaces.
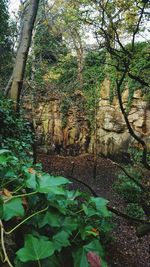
xmin=116 ymin=73 xmax=150 ymax=170
xmin=128 ymin=72 xmax=149 ymax=87
xmin=0 ymin=220 xmax=14 ymax=267
xmin=110 ymin=161 xmax=147 ymax=192
xmin=5 ymin=206 xmax=48 ymax=235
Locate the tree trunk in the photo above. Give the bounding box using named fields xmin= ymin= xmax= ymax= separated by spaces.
xmin=9 ymin=0 xmax=40 ymax=111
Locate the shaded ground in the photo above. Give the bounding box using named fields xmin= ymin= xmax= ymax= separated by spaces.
xmin=38 ymin=154 xmax=150 ymax=267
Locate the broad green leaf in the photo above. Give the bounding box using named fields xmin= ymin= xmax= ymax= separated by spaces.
xmin=23 ymin=167 xmax=37 ymax=189
xmin=37 ymin=175 xmax=70 ymax=194
xmin=82 ymin=204 xmax=97 ymax=217
xmin=3 ymin=198 xmax=24 ymax=221
xmin=91 ymin=197 xmax=110 ymax=217
xmin=73 ymin=240 xmax=108 ymax=267
xmin=38 ymin=210 xmax=61 ymax=228
xmin=61 ymin=217 xmax=78 ymax=234
xmin=16 ymin=234 xmax=55 ymax=262
xmin=39 ymin=255 xmax=60 ymax=267
xmin=48 ymin=201 xmax=67 ymax=214
xmin=73 ymin=248 xmax=89 ymax=267
xmin=53 ymin=230 xmax=70 ymax=252
xmin=26 ymin=173 xmax=37 ymax=190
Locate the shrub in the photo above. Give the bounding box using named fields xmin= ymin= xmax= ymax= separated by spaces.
xmin=0 ymin=149 xmax=111 ymax=266
xmin=126 ymin=203 xmax=145 ymax=219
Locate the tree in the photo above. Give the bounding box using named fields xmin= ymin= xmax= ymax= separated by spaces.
xmin=7 ymin=0 xmax=40 ymax=111
xmin=82 ymin=0 xmax=150 ymax=168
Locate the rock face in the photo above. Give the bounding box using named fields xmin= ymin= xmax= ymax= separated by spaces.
xmin=95 ymin=79 xmax=150 ymax=157
xmin=23 ymin=93 xmax=91 ymax=155
xmin=23 ymin=79 xmax=150 ymax=157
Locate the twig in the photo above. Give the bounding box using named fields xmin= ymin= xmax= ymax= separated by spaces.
xmin=0 ymin=220 xmax=14 ymax=267
xmin=5 ymin=206 xmax=48 ymax=235
xmin=110 ymin=161 xmax=147 ymax=192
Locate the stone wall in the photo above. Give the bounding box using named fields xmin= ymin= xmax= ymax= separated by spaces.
xmin=23 ymin=80 xmax=150 ymax=157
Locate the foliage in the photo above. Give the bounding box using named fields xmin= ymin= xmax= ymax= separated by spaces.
xmin=83 ymin=50 xmax=106 ymax=124
xmin=0 ymin=95 xmax=33 ymax=161
xmin=106 ymin=41 xmax=150 ymax=109
xmin=126 ymin=203 xmax=145 ymax=220
xmin=128 ymin=147 xmax=150 ymax=165
xmin=114 ymin=167 xmax=146 ymax=219
xmin=0 ymin=149 xmax=112 ymax=266
xmin=0 ymin=0 xmax=13 ymax=88
xmin=114 ymin=168 xmax=142 ymax=202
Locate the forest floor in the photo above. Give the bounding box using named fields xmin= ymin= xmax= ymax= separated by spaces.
xmin=38 ymin=154 xmax=150 ymax=267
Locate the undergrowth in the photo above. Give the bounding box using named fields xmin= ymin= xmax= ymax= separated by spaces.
xmin=0 ymin=96 xmax=112 ymax=267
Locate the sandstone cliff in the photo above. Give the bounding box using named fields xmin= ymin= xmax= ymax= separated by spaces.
xmin=23 ymin=79 xmax=150 ymax=157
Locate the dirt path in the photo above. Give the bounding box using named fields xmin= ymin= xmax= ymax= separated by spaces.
xmin=38 ymin=154 xmax=150 ymax=267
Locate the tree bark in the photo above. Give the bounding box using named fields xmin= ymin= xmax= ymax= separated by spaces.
xmin=9 ymin=0 xmax=40 ymax=111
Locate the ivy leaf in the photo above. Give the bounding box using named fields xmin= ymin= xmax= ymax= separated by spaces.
xmin=90 ymin=197 xmax=110 ymax=217
xmin=61 ymin=217 xmax=78 ymax=234
xmin=73 ymin=240 xmax=108 ymax=267
xmin=3 ymin=198 xmax=24 ymax=221
xmin=37 ymin=175 xmax=70 ymax=194
xmin=52 ymin=230 xmax=70 ymax=252
xmin=38 ymin=210 xmax=61 ymax=228
xmin=16 ymin=234 xmax=55 ymax=262
xmin=39 ymin=255 xmax=60 ymax=267
xmin=73 ymin=247 xmax=89 ymax=267
xmin=26 ymin=173 xmax=37 ymax=190
xmin=23 ymin=167 xmax=37 ymax=190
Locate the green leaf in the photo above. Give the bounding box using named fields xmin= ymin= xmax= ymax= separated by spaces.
xmin=16 ymin=234 xmax=55 ymax=262
xmin=26 ymin=173 xmax=37 ymax=190
xmin=0 ymin=154 xmax=9 ymax=165
xmin=61 ymin=217 xmax=78 ymax=234
xmin=53 ymin=230 xmax=70 ymax=252
xmin=38 ymin=210 xmax=61 ymax=228
xmin=37 ymin=175 xmax=70 ymax=194
xmin=73 ymin=240 xmax=108 ymax=267
xmin=39 ymin=255 xmax=60 ymax=267
xmin=73 ymin=247 xmax=89 ymax=267
xmin=91 ymin=197 xmax=110 ymax=217
xmin=3 ymin=198 xmax=24 ymax=221
xmin=0 ymin=149 xmax=10 ymax=154
xmin=65 ymin=190 xmax=81 ymax=200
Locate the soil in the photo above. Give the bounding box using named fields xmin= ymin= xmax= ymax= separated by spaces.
xmin=38 ymin=153 xmax=150 ymax=267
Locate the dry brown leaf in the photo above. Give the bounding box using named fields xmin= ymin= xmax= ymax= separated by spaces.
xmin=87 ymin=251 xmax=102 ymax=267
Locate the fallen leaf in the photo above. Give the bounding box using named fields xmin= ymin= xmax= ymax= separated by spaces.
xmin=87 ymin=251 xmax=101 ymax=267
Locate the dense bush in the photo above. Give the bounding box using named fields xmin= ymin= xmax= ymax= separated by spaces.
xmin=0 ymin=149 xmax=112 ymax=266
xmin=114 ymin=167 xmax=145 ymax=219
